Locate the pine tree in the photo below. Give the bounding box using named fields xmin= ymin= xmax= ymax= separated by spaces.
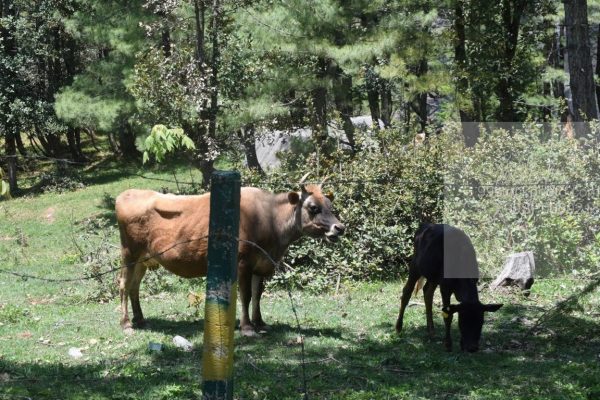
xmin=564 ymin=0 xmax=599 ymax=130
xmin=55 ymin=0 xmax=155 ymax=157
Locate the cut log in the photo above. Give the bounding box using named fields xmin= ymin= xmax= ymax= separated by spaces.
xmin=491 ymin=251 xmax=535 ymax=293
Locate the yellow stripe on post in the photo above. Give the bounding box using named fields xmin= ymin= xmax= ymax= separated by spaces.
xmin=202 ymin=171 xmax=240 ymax=400
xmin=202 ymin=284 xmax=238 ymax=381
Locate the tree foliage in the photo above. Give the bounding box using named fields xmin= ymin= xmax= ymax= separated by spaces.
xmin=1 ymin=0 xmax=600 ymax=191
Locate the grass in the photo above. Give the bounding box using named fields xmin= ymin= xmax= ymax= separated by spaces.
xmin=1 ymin=159 xmax=599 ymax=399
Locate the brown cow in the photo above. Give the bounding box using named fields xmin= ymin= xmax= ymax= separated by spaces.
xmin=115 ymin=178 xmax=345 ymax=335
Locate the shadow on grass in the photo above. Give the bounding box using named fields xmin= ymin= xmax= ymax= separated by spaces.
xmin=234 ymin=300 xmax=600 ymax=399
xmin=141 ymin=317 xmax=204 ymax=338
xmin=2 ymin=295 xmax=599 ymax=399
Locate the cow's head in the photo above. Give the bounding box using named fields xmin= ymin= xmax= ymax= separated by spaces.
xmin=445 ymin=302 xmax=503 ymax=352
xmin=288 ymin=174 xmax=345 ymax=242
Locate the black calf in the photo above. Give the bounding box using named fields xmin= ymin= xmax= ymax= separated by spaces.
xmin=395 ymin=223 xmax=502 ymax=352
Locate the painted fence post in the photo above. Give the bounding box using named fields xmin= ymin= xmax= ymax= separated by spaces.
xmin=202 ymin=171 xmax=241 ymax=400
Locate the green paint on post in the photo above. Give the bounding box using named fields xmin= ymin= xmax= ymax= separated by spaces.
xmin=202 ymin=171 xmax=241 ymax=400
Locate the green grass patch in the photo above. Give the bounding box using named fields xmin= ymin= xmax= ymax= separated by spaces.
xmin=1 ymin=160 xmax=599 ymax=399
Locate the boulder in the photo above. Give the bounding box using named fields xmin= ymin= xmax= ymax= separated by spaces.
xmin=491 ymin=251 xmax=535 ymax=293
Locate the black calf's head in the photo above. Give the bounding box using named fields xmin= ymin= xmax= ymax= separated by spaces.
xmin=446 ymin=302 xmax=503 ymax=352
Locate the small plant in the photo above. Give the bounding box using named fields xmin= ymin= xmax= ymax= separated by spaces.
xmin=0 ymin=304 xmax=31 ymax=324
xmin=76 ymin=216 xmax=121 ymax=301
xmin=39 ymin=163 xmax=85 ymax=193
xmin=142 ymin=124 xmax=196 ymax=164
xmin=15 ymin=228 xmax=28 ymax=247
xmin=0 ymin=167 xmax=10 ymax=199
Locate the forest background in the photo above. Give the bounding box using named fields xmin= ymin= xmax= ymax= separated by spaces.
xmin=1 ymin=0 xmax=599 ymax=286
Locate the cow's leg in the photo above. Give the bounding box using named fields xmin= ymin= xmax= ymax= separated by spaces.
xmin=395 ymin=270 xmax=420 ymax=333
xmin=129 ymin=264 xmax=148 ymax=327
xmin=251 ymin=274 xmax=267 ymax=331
xmin=238 ymin=262 xmax=256 ymax=336
xmin=440 ymin=285 xmax=453 ymax=351
xmin=119 ymin=252 xmax=137 ymax=330
xmin=423 ymin=280 xmax=437 ymax=337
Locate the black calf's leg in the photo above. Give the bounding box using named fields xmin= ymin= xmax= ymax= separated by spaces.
xmin=396 ymin=271 xmax=420 ymax=333
xmin=440 ymin=285 xmax=453 ymax=351
xmin=423 ymin=280 xmax=437 ymax=337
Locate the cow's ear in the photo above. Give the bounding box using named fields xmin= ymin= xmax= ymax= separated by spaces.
xmin=482 ymin=303 xmax=503 ymax=312
xmin=288 ymin=192 xmax=300 ymax=205
xmin=325 ymin=191 xmax=334 ymax=202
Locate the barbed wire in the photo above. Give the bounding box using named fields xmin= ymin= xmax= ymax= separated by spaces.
xmin=3 ymin=153 xmax=598 ymax=190
xmin=0 ymin=233 xmax=310 ymax=399
xmin=0 ymin=235 xmax=208 ymax=283
xmin=131 ymin=173 xmax=600 ymax=190
xmin=0 ymin=154 xmax=88 ymax=165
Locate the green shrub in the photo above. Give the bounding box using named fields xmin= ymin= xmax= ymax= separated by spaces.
xmin=443 ymin=124 xmax=600 ymax=278
xmin=239 ymin=123 xmax=599 ymax=291
xmin=39 ymin=163 xmax=85 ymax=193
xmin=240 ymin=127 xmax=445 ymax=291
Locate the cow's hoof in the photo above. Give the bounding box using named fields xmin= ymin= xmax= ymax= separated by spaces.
xmin=123 ymin=327 xmax=135 ymax=336
xmin=252 ymin=322 xmax=268 ymax=334
xmin=240 ymin=326 xmax=259 ymax=337
xmin=395 ymin=320 xmax=403 ymax=334
xmin=132 ymin=319 xmax=147 ymax=328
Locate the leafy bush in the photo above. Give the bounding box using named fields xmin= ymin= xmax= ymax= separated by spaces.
xmin=76 ymin=216 xmax=121 ymax=301
xmin=239 ymin=123 xmax=599 ymax=291
xmin=240 ymin=127 xmax=445 ymax=291
xmin=39 ymin=163 xmax=85 ymax=193
xmin=444 ymin=123 xmax=600 ymax=278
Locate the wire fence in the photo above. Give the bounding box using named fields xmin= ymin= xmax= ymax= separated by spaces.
xmin=3 ymin=152 xmax=599 ymax=188
xmin=0 ymin=233 xmax=310 ymax=398
xmin=1 ymin=153 xmax=599 ymax=398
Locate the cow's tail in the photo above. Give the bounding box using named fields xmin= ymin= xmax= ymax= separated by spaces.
xmin=413 ymin=277 xmax=426 ymax=297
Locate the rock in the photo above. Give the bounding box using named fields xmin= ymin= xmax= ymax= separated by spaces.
xmin=491 ymin=251 xmax=535 ymax=293
xmin=148 ymin=342 xmax=163 ymax=352
xmin=172 ymin=335 xmax=193 ymax=352
xmin=68 ymin=348 xmax=83 ymax=359
xmin=254 ymin=115 xmax=382 ymax=170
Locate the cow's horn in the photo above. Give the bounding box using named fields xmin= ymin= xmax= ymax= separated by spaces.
xmin=320 ymin=175 xmax=330 ymax=187
xmin=298 ymin=172 xmax=311 ymax=193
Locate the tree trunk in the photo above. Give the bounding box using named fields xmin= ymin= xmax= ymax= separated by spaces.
xmin=595 ymin=23 xmax=600 ymax=113
xmin=366 ymin=74 xmax=381 ymax=129
xmin=454 ymin=0 xmax=479 ymax=146
xmin=239 ymin=124 xmax=264 ymax=175
xmin=1 ymin=0 xmax=18 ymax=193
xmin=551 ymin=23 xmax=570 ymax=123
xmin=118 ymin=122 xmax=139 ymax=158
xmin=162 ymin=28 xmax=171 ymax=57
xmin=46 ymin=134 xmax=62 ymax=157
xmin=67 ymin=127 xmax=86 ymax=162
xmin=107 ymin=131 xmax=119 ymax=154
xmin=194 ymin=0 xmax=205 ymax=66
xmin=195 ymin=0 xmax=220 ymax=189
xmin=415 ymin=59 xmax=428 ymax=133
xmin=495 ymin=0 xmax=526 ymax=122
xmin=380 ymin=82 xmax=393 ymax=129
xmin=564 ymin=0 xmax=599 ymax=132
xmin=333 ymin=67 xmax=356 ymax=151
xmin=75 ymin=128 xmax=84 ymax=157
xmin=311 ymin=57 xmax=329 ymax=148
xmin=15 ymin=130 xmax=26 ymax=156
xmin=4 ymin=134 xmax=17 ymax=194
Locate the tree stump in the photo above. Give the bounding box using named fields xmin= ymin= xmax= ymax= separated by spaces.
xmin=491 ymin=251 xmax=535 ymax=293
